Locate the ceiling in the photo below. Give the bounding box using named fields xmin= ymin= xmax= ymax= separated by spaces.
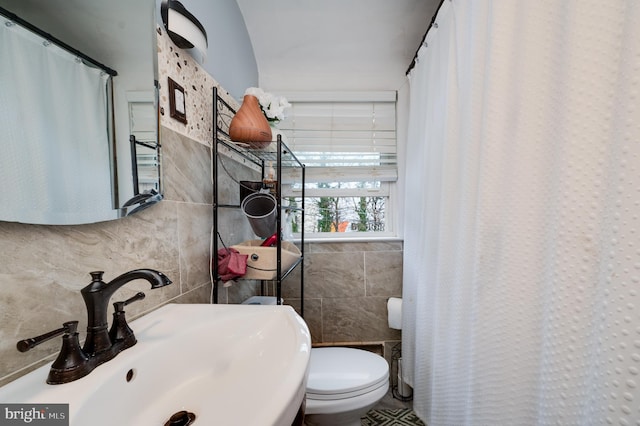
xmin=235 ymin=0 xmax=440 ymax=92
xmin=1 ymin=0 xmax=440 ymax=93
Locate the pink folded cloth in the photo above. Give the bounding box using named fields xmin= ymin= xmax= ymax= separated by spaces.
xmin=216 ymin=248 xmax=248 ymax=282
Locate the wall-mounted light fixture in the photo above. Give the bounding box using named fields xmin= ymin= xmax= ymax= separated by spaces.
xmin=161 ymin=0 xmax=208 ymax=63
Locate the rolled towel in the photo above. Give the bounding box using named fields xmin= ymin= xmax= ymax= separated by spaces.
xmin=215 ymin=248 xmax=248 ymax=283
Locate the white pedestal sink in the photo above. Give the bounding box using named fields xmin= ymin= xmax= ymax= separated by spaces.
xmin=0 ymin=304 xmax=311 ymax=426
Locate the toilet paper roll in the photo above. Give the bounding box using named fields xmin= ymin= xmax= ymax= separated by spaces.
xmin=387 ymin=297 xmax=402 ymax=330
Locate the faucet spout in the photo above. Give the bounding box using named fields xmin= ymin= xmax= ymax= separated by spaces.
xmin=81 ymin=269 xmax=172 ymax=355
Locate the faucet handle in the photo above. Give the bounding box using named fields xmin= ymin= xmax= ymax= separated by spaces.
xmin=114 ymin=291 xmax=146 ymax=311
xmin=17 ymin=321 xmax=91 ymax=385
xmin=109 ymin=292 xmax=145 ymax=347
xmin=17 ymin=321 xmax=79 ymax=352
xmin=48 ymin=322 xmax=91 ymax=385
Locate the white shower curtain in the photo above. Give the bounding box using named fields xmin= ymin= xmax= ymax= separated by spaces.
xmin=402 ymin=1 xmax=640 ymax=424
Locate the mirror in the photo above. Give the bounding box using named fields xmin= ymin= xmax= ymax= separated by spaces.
xmin=0 ymin=0 xmax=160 ymax=225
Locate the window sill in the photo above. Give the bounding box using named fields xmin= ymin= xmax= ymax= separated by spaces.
xmin=289 ymin=234 xmax=403 ymax=244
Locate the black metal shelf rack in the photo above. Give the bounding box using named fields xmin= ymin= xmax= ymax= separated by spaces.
xmin=212 ymin=87 xmax=305 ymax=316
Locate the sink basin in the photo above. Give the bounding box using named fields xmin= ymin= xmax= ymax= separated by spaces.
xmin=0 ymin=304 xmax=311 ymax=425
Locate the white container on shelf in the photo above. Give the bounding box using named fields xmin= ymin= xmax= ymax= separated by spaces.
xmin=231 ymin=240 xmax=301 ymax=280
xmin=241 ymin=296 xmax=282 ymax=305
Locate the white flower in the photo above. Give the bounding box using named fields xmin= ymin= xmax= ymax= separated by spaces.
xmin=244 ymin=87 xmax=264 ymax=98
xmin=244 ymin=87 xmax=290 ymax=122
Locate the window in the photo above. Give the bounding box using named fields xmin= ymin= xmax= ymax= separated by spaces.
xmin=277 ymin=92 xmax=397 ymax=239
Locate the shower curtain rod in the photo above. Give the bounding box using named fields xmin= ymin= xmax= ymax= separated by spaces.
xmin=0 ymin=6 xmax=118 ymax=77
xmin=405 ymin=0 xmax=446 ymax=76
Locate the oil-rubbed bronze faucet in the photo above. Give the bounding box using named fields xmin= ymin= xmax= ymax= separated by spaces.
xmin=81 ymin=269 xmax=172 ymax=356
xmin=16 ymin=269 xmax=172 ymax=384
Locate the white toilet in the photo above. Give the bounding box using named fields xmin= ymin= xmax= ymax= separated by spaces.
xmin=304 ymin=347 xmax=389 ymax=426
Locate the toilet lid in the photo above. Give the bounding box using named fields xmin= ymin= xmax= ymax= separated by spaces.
xmin=307 ymin=347 xmax=389 ymax=400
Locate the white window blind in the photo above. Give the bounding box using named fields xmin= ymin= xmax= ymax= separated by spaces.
xmin=277 ymin=92 xmax=397 ymax=183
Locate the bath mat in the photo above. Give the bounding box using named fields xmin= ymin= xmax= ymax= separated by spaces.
xmin=361 ymin=408 xmax=426 ymax=425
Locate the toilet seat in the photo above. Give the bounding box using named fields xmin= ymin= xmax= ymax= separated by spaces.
xmin=306 ymin=347 xmax=389 ymax=401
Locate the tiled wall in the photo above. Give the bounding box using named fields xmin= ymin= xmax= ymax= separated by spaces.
xmin=0 ymin=128 xmax=211 ymax=386
xmin=280 ymin=241 xmax=403 ymax=352
xmin=0 ymin=25 xmax=405 ymax=387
